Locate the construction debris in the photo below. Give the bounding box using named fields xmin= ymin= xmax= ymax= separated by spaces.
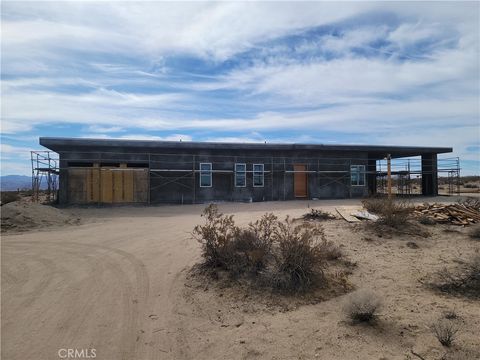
xmin=351 ymin=211 xmax=379 ymax=222
xmin=413 ymin=203 xmax=480 ymax=226
xmin=303 ymin=208 xmax=336 ymax=221
xmin=336 ymin=207 xmax=362 ymax=223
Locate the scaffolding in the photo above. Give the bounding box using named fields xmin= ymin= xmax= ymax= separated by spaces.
xmin=33 ymin=148 xmax=460 ymax=203
xmin=31 ymin=151 xmax=59 ymax=202
xmin=376 ymin=157 xmax=460 ymax=196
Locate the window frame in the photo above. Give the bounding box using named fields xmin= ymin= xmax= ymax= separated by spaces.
xmin=253 ymin=163 xmax=264 ymax=188
xmin=350 ymin=165 xmax=366 ymax=187
xmin=199 ymin=162 xmax=212 ymax=188
xmin=234 ymin=163 xmax=247 ymax=188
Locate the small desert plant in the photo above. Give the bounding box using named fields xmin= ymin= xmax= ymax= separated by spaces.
xmin=469 ymin=225 xmax=480 ymax=240
xmin=434 ymin=254 xmax=480 ymax=298
xmin=418 ymin=215 xmax=437 ymax=226
xmin=362 ymin=197 xmax=412 ymax=228
xmin=343 ymin=289 xmax=382 ymax=323
xmin=443 ymin=310 xmax=458 ymax=320
xmin=319 ymin=240 xmax=343 ymax=260
xmin=303 ymin=209 xmax=335 ymax=221
xmin=431 ymin=318 xmax=459 ymax=347
xmin=377 ymin=199 xmax=412 ymax=228
xmin=267 ymin=218 xmax=327 ymax=292
xmin=1 ymin=192 xmax=20 ymax=205
xmin=192 ymin=204 xmax=239 ymax=268
xmin=361 ymin=197 xmax=387 ymax=215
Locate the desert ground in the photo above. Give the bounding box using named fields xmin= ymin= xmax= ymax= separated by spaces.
xmin=1 ymin=198 xmax=479 ymax=360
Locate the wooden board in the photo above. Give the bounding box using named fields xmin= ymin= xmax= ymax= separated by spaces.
xmin=86 ymin=167 xmax=100 ymax=202
xmin=100 ymin=168 xmax=113 ymax=203
xmin=67 ymin=166 xmax=148 ymax=204
xmin=294 ymin=164 xmax=307 ymax=198
xmin=123 ymin=169 xmax=134 ymax=202
xmin=336 ymin=207 xmax=362 ymax=223
xmin=113 ymin=169 xmax=124 ymax=202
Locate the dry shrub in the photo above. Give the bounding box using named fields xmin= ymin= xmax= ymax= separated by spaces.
xmin=1 ymin=192 xmax=20 ymax=205
xmin=192 ymin=204 xmax=239 ymax=268
xmin=193 ymin=205 xmax=340 ymax=293
xmin=319 ymin=240 xmax=343 ymax=260
xmin=362 ymin=197 xmax=412 ymax=228
xmin=303 ymin=209 xmax=335 ymax=221
xmin=434 ymin=254 xmax=480 ymax=298
xmin=443 ymin=310 xmax=458 ymax=320
xmin=458 ymin=197 xmax=480 ymax=210
xmin=418 ymin=215 xmax=437 ymax=226
xmin=343 ymin=289 xmax=382 ymax=323
xmin=469 ymin=225 xmax=480 ymax=240
xmin=431 ymin=318 xmax=459 ymax=347
xmin=361 ymin=197 xmax=387 ymax=215
xmin=268 ymin=218 xmax=327 ymax=292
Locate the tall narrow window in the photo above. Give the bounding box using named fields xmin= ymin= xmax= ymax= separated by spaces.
xmin=253 ymin=164 xmax=264 ymax=187
xmin=235 ymin=163 xmax=246 ymax=187
xmin=200 ymin=163 xmax=212 ymax=187
xmin=350 ymin=165 xmax=366 ymax=186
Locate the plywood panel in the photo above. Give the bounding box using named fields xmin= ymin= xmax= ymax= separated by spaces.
xmin=123 ymin=170 xmax=134 ymax=202
xmin=100 ymin=169 xmax=113 ymax=203
xmin=294 ymin=164 xmax=307 ymax=198
xmin=68 ymin=168 xmax=87 ymax=203
xmin=113 ymin=170 xmax=124 ymax=202
xmin=86 ymin=168 xmax=100 ymax=202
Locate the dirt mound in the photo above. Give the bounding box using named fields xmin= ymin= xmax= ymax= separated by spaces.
xmin=1 ymin=201 xmax=80 ymax=232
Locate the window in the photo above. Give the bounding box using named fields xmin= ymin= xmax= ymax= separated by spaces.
xmin=350 ymin=165 xmax=366 ymax=186
xmin=235 ymin=163 xmax=246 ymax=187
xmin=253 ymin=164 xmax=264 ymax=187
xmin=200 ymin=163 xmax=212 ymax=187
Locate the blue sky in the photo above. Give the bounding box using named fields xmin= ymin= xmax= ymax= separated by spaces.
xmin=1 ymin=1 xmax=479 ymax=175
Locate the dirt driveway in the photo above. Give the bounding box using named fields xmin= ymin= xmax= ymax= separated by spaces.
xmin=2 ymin=199 xmax=479 ymax=360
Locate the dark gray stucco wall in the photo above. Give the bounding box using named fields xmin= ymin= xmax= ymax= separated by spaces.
xmin=57 ymin=146 xmax=370 ymax=204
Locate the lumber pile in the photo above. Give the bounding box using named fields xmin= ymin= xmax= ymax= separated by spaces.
xmin=413 ymin=203 xmax=480 ymax=226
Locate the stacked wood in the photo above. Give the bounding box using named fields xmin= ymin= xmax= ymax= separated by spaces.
xmin=413 ymin=203 xmax=480 ymax=226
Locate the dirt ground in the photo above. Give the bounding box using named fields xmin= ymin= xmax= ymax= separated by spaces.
xmin=1 ymin=198 xmax=479 ymax=360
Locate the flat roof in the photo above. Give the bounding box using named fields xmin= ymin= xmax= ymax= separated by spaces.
xmin=39 ymin=137 xmax=453 ymax=159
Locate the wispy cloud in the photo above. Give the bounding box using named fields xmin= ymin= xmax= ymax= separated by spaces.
xmin=1 ymin=1 xmax=478 ymax=175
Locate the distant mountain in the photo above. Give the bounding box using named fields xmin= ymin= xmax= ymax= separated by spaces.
xmin=1 ymin=175 xmax=37 ymax=191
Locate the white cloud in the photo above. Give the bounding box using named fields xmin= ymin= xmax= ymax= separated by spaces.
xmin=1 ymin=1 xmax=478 ymax=173
xmin=0 ymin=144 xmax=32 ymax=160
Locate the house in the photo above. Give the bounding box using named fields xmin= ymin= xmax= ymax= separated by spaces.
xmin=39 ymin=137 xmax=453 ymax=204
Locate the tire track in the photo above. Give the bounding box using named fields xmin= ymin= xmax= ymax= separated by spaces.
xmin=2 ymin=239 xmax=151 ymax=360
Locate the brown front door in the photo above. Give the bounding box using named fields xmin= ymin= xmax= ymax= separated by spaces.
xmin=294 ymin=164 xmax=308 ymax=198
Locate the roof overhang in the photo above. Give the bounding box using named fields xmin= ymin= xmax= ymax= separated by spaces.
xmin=39 ymin=137 xmax=453 ymax=159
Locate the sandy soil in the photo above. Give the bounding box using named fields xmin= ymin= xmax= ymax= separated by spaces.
xmin=1 ymin=198 xmax=479 ymax=360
